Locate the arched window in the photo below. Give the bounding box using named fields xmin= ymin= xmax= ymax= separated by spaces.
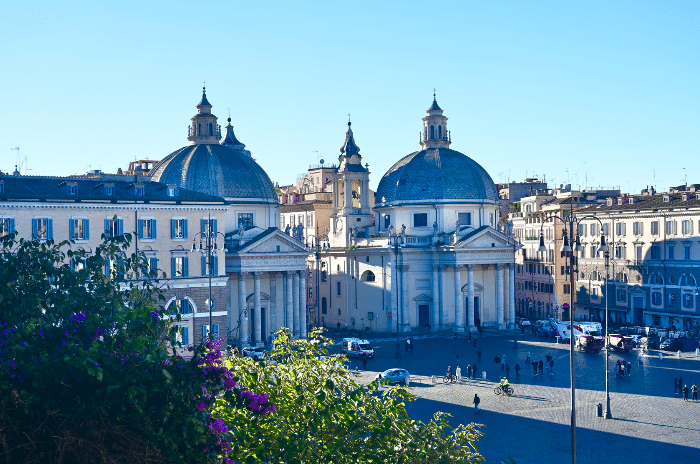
xmin=208 ymin=123 xmax=213 ymax=135
xmin=438 ymin=125 xmax=442 ymax=139
xmin=198 ymin=123 xmax=202 ymax=136
xmin=680 ymin=274 xmax=697 ymax=287
xmin=363 ymin=270 xmax=376 ymax=282
xmin=430 ymin=125 xmax=435 ymax=139
xmin=321 ymin=297 xmax=327 ymax=314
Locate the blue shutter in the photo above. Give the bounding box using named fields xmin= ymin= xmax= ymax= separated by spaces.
xmin=183 ymin=257 xmax=189 ymax=277
xmin=182 ymin=327 xmax=189 ymax=345
xmin=213 ymin=324 xmax=220 ymax=338
xmin=171 ymin=219 xmax=176 ymax=239
xmin=183 ymin=219 xmax=188 ymax=239
xmin=69 ymin=219 xmax=75 ymax=240
xmin=152 ymin=220 xmax=156 ymax=239
xmin=171 ymin=257 xmax=176 ymax=278
xmin=47 ymin=219 xmax=53 ymax=240
xmin=84 ymin=219 xmax=89 ymax=240
xmin=138 ymin=219 xmax=144 ymax=239
xmin=212 ymin=219 xmax=218 ymax=235
xmin=201 ymin=256 xmax=207 ymax=276
xmin=149 ymin=258 xmax=158 ymax=276
xmin=201 ymin=219 xmax=206 ymax=234
xmin=9 ymin=218 xmax=14 ymax=234
xmin=70 ymin=259 xmax=75 ymax=272
xmin=202 ymin=325 xmax=208 ymax=341
xmin=105 ymin=219 xmax=110 ymax=236
xmin=32 ymin=219 xmax=38 ymax=239
xmin=105 ymin=259 xmax=111 ymax=276
xmin=117 ymin=219 xmax=123 ymax=236
xmin=213 ymin=256 xmax=218 ymax=276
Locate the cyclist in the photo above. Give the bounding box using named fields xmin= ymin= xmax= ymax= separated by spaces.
xmin=446 ymin=365 xmax=454 ymax=382
xmin=499 ymin=377 xmax=511 ymax=395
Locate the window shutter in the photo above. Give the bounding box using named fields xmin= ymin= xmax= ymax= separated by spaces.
xmin=138 ymin=219 xmax=144 ymax=239
xmin=47 ymin=219 xmax=53 ymax=240
xmin=32 ymin=219 xmax=38 ymax=239
xmin=212 ymin=219 xmax=217 ymax=235
xmin=105 ymin=259 xmax=111 ymax=276
xmin=201 ymin=256 xmax=207 ymax=276
xmin=213 ymin=256 xmax=218 ymax=276
xmin=182 ymin=327 xmax=189 ymax=346
xmin=183 ymin=219 xmax=188 ymax=239
xmin=152 ymin=220 xmax=157 ymax=238
xmin=9 ymin=218 xmax=14 ymax=234
xmin=171 ymin=257 xmax=176 ymax=278
xmin=70 ymin=258 xmax=75 ymax=272
xmin=202 ymin=325 xmax=208 ymax=341
xmin=150 ymin=258 xmax=158 ymax=276
xmin=84 ymin=220 xmax=90 ymax=240
xmin=183 ymin=257 xmax=189 ymax=277
xmin=69 ymin=219 xmax=75 ymax=240
xmin=201 ymin=219 xmax=206 ymax=234
xmin=171 ymin=219 xmax=176 ymax=239
xmin=105 ymin=219 xmax=110 ymax=235
xmin=213 ymin=324 xmax=220 ymax=338
xmin=117 ymin=219 xmax=123 ymax=236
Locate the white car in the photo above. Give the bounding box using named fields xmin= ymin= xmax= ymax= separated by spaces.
xmin=242 ymin=346 xmax=266 ymax=361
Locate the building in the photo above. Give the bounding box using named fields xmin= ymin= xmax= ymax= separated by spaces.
xmin=311 ymin=97 xmax=518 ymax=333
xmin=0 ymin=173 xmax=228 ymax=350
xmin=574 ymin=185 xmax=700 ymax=330
xmin=149 ymin=88 xmax=310 ymax=347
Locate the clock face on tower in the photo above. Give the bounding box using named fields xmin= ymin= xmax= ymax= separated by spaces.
xmin=335 ymin=219 xmax=343 ymax=233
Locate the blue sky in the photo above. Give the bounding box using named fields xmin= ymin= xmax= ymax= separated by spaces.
xmin=1 ymin=1 xmax=698 ymax=194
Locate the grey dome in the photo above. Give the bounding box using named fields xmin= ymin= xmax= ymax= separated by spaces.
xmin=375 ymin=148 xmax=498 ymax=206
xmin=149 ymin=144 xmax=278 ymax=203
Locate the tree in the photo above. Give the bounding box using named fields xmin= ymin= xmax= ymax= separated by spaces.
xmin=214 ymin=330 xmax=485 ymax=464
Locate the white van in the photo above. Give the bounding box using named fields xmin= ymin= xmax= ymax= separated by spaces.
xmin=341 ymin=338 xmax=374 ymax=358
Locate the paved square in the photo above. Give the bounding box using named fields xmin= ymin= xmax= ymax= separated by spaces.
xmin=330 ymin=329 xmax=700 ymax=464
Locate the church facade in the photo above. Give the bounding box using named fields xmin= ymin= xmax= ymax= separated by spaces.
xmin=312 ymin=98 xmax=518 ymax=333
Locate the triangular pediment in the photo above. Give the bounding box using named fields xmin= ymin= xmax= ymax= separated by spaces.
xmin=413 ymin=293 xmax=433 ymax=302
xmin=453 ymin=226 xmax=519 ymax=250
xmin=234 ymin=228 xmax=309 ymax=255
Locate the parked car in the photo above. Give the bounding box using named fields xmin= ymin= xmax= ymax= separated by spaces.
xmin=341 ymin=338 xmax=374 ymax=358
xmin=660 ymin=338 xmax=684 ymax=351
xmin=607 ymin=334 xmax=633 ymax=352
xmin=575 ymin=334 xmax=603 ymax=353
xmin=629 ymin=334 xmax=643 ymax=347
xmin=242 ymin=346 xmax=266 ymax=361
xmin=640 ymin=337 xmax=657 ymax=349
xmin=376 ymin=368 xmax=410 ymax=386
xmin=520 ymin=319 xmax=531 ymax=327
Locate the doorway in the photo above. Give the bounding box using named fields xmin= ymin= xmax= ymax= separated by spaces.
xmin=418 ymin=305 xmax=430 ymax=328
xmin=633 ymin=297 xmax=643 ymax=326
xmin=474 ymin=297 xmax=481 ymax=327
xmin=261 ymin=308 xmax=267 ymax=345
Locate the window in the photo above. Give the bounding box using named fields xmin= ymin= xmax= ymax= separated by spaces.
xmin=105 ymin=218 xmax=124 ymax=238
xmin=413 ymin=213 xmax=428 ymax=227
xmin=682 ymin=220 xmax=693 ymax=235
xmin=171 ymin=256 xmax=188 ymax=278
xmin=685 ymin=244 xmax=691 ymax=260
xmin=180 ymin=326 xmax=190 ymax=345
xmin=578 ymin=224 xmax=587 ymax=236
xmin=69 ymin=219 xmax=89 ymax=241
xmin=238 ymin=213 xmax=254 ymax=230
xmin=666 ymin=220 xmax=677 ymax=235
xmin=458 ymin=212 xmax=472 ymax=226
xmin=616 ymin=288 xmax=627 ymax=303
xmin=337 ymin=281 xmax=341 ymax=296
xmin=0 ymin=181 xmax=4 ymax=193
xmin=135 ymin=185 xmax=145 ymax=196
xmin=171 ymin=218 xmax=188 ymax=239
xmin=208 ymin=123 xmax=213 ymax=136
xmin=603 ymin=223 xmax=610 ymax=236
xmin=68 ymin=184 xmax=78 ymax=195
xmin=590 ymin=245 xmax=597 ymax=259
xmin=430 ymin=125 xmax=435 ymax=139
xmin=635 ymin=245 xmax=643 ymax=262
xmin=148 ymin=257 xmax=158 ymax=277
xmin=138 ymin=219 xmax=157 ymax=239
xmin=321 ymin=297 xmax=327 ymax=314
xmin=212 ymin=324 xmax=220 ymax=338
xmin=438 ymin=125 xmax=442 ymax=138
xmin=104 ymin=184 xmax=115 ymax=196
xmin=0 ymin=218 xmax=14 ymax=237
xmin=321 ymin=270 xmax=327 ymax=282
xmin=384 ymin=215 xmax=391 ymax=229
xmin=651 ymin=244 xmax=661 ymax=260
xmin=201 ymin=218 xmax=217 ymax=236
xmin=614 ymin=245 xmax=626 ymax=259
xmin=668 ymin=293 xmax=677 ymax=307
xmin=615 ymin=223 xmax=626 ymax=236
xmin=633 ymin=222 xmax=643 ymax=236
xmin=167 ymin=186 xmax=179 ymax=197
xmin=683 ymin=293 xmax=694 ymax=309
xmin=364 ymin=271 xmax=376 ymax=282
xmin=651 ymin=221 xmax=659 ymax=235
xmin=668 ymin=244 xmax=675 ymax=260
xmin=651 ymin=291 xmax=662 ymax=306
xmin=201 ymin=255 xmax=218 ymax=276
xmin=33 ymin=218 xmax=53 ymax=241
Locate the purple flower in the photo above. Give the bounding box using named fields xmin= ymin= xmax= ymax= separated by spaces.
xmin=210 ymin=418 xmax=228 ymax=434
xmin=150 ymin=310 xmax=159 ymax=321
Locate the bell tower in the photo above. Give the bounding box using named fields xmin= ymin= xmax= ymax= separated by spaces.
xmin=420 ymin=91 xmax=451 ymax=150
xmin=187 ymin=86 xmax=222 ymax=145
xmin=330 ymin=121 xmax=372 ymax=248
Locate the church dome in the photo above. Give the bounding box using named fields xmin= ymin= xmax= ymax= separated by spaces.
xmin=149 ymin=88 xmax=278 ymax=203
xmin=375 ymin=98 xmax=498 ymax=207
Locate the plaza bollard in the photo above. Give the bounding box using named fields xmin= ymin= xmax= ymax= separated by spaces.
xmin=696 ymin=348 xmax=700 ymax=356
xmin=431 ymin=375 xmax=437 ymax=384
xmin=597 ymin=403 xmax=603 ymax=417
xmin=482 ymin=371 xmax=487 ymax=380
xmin=659 ymin=352 xmax=663 ymax=360
xmin=678 ymin=350 xmax=682 ymax=358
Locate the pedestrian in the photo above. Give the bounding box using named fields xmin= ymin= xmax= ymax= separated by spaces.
xmin=454 ymin=332 xmax=458 ymax=344
xmin=626 ymin=361 xmax=631 ymax=377
xmin=473 ymin=338 xmax=477 ymax=348
xmin=405 ymin=339 xmax=410 ymax=355
xmin=362 ymin=354 xmax=367 ymax=370
xmin=466 ymin=364 xmax=471 ymax=380
xmin=456 ymin=364 xmax=462 ymax=382
xmin=674 ymin=377 xmax=679 ymax=394
xmin=468 ymin=330 xmax=472 ymax=340
xmin=515 ymin=363 xmax=521 ymax=377
xmin=679 ymin=376 xmax=683 ymax=394
xmin=409 ymin=337 xmax=414 ymax=354
xmin=501 ymin=355 xmax=506 ymax=372
xmin=683 ymin=384 xmax=689 ymax=401
xmin=538 ymin=360 xmax=544 ymax=375
xmin=477 ymin=348 xmax=482 ymax=362
xmin=549 ymin=358 xmax=554 ymax=376
xmin=472 ymin=364 xmax=478 ymax=379
xmin=456 ymin=354 xmax=460 ymax=366
xmin=446 ymin=365 xmax=452 ymax=380
xmin=505 ymin=364 xmax=511 ymax=378
xmin=692 ymin=383 xmax=699 ymax=401
xmin=526 ymin=351 xmax=531 ymax=365
xmin=533 ymin=361 xmax=538 ymax=375
xmin=479 ymin=326 xmax=483 ymax=337
xmin=495 ymin=355 xmax=501 ymax=367
xmin=473 ymin=393 xmax=481 ymax=414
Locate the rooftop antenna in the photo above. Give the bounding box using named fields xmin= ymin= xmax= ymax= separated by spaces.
xmin=11 ymin=147 xmax=19 ymax=171
xmin=683 ymin=167 xmax=687 ymax=188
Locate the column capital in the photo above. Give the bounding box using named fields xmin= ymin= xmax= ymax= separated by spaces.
xmin=285 ymin=270 xmax=294 ymax=277
xmin=454 ymin=264 xmax=463 ymax=271
xmin=432 ymin=264 xmax=441 ymax=271
xmin=238 ymin=271 xmax=248 ymax=280
xmin=252 ymin=271 xmax=262 ymax=278
xmin=496 ymin=263 xmax=504 ymax=270
xmin=466 ymin=263 xmax=475 ymax=270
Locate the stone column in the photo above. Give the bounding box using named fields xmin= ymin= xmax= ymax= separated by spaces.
xmin=431 ymin=264 xmax=440 ymax=331
xmin=454 ymin=265 xmax=464 ymax=332
xmin=390 ymin=254 xmax=398 ymax=332
xmin=299 ymin=270 xmax=307 ymax=338
xmin=344 ymin=178 xmax=352 ymax=213
xmin=496 ymin=264 xmax=505 ymax=330
xmin=238 ymin=272 xmax=248 ymax=346
xmin=401 ymin=264 xmax=410 ymax=332
xmin=293 ymin=271 xmax=300 ymax=337
xmin=269 ymin=272 xmax=277 ymax=335
xmin=508 ymin=264 xmax=516 ymax=329
xmin=467 ymin=264 xmax=475 ymax=332
xmin=253 ymin=271 xmax=262 ymax=345
xmin=285 ymin=271 xmax=294 ymax=335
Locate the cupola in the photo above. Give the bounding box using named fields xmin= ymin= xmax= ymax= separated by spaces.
xmin=187 ymin=87 xmax=222 ymax=144
xmin=420 ymin=91 xmax=451 ymax=149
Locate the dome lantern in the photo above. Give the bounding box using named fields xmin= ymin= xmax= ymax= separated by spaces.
xmin=187 ymin=86 xmax=222 ymax=145
xmin=421 ymin=91 xmax=451 ymax=150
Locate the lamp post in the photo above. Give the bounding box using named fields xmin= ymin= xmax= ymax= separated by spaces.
xmin=538 ymin=209 xmax=608 ymax=464
xmin=393 ymin=232 xmax=401 ymax=359
xmin=601 ymin=242 xmax=613 ymax=419
xmin=191 ymin=214 xmax=226 ymax=341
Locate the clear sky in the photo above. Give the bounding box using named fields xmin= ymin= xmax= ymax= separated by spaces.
xmin=1 ymin=1 xmax=698 ymax=194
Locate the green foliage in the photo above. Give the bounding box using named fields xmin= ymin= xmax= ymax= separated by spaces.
xmin=215 ymin=330 xmax=485 ymax=463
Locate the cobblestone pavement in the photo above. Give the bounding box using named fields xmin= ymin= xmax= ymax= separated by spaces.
xmin=328 ymin=329 xmax=700 ymax=464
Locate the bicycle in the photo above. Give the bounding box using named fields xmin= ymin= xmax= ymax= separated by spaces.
xmin=494 ymin=385 xmax=514 ymax=396
xmin=442 ymin=374 xmax=457 ymax=384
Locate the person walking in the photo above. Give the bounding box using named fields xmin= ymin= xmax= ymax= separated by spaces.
xmin=501 ymin=355 xmax=506 ymax=372
xmin=472 ymin=364 xmax=478 ymax=379
xmin=692 ymin=383 xmax=699 ymax=401
xmin=526 ymin=351 xmax=531 ymax=366
xmin=466 ymin=364 xmax=471 ymax=380
xmin=405 ymin=339 xmax=410 ymax=355
xmin=473 ymin=393 xmax=481 ymax=414
xmin=626 ymin=361 xmax=631 ymax=377
xmin=362 ymin=354 xmax=368 ymax=370
xmin=515 ymin=363 xmax=521 ymax=377
xmin=454 ymin=332 xmax=458 ymax=344
xmin=456 ymin=364 xmax=462 ymax=382
xmin=538 ymin=360 xmax=544 ymax=376
xmin=679 ymin=376 xmax=683 ymax=393
xmin=674 ymin=377 xmax=679 ymax=394
xmin=409 ymin=337 xmax=414 ymax=354
xmin=549 ymin=357 xmax=554 ymax=376
xmin=505 ymin=364 xmax=511 ymax=378
xmin=495 ymin=355 xmax=501 ymax=368
xmin=533 ymin=361 xmax=538 ymax=375
xmin=477 ymin=348 xmax=482 ymax=362
xmin=683 ymin=384 xmax=689 ymax=401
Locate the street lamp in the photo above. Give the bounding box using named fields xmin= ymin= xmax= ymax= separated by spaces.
xmin=600 ymin=238 xmax=612 ymax=419
xmin=191 ymin=214 xmax=226 ymax=342
xmin=538 ymin=209 xmax=607 ymax=464
xmin=392 ymin=232 xmax=401 ymax=359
